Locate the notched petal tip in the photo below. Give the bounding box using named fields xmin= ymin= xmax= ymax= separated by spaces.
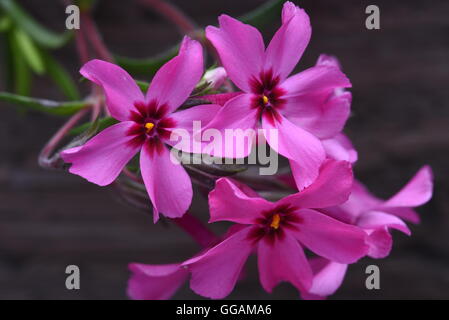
xmin=179 ymin=35 xmax=201 ymax=55
xmin=281 ymin=1 xmax=309 ymax=25
xmin=316 ymin=54 xmax=342 ymax=69
xmin=218 ymin=13 xmax=238 ymax=26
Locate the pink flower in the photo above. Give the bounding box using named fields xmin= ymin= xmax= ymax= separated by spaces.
xmin=301 ymin=166 xmax=433 ymax=299
xmin=204 ymin=2 xmax=352 ymax=189
xmin=61 ymin=37 xmax=220 ymax=222
xmin=182 ymin=160 xmax=368 ymax=299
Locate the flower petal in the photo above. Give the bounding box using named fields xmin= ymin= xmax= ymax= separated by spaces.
xmin=316 ymin=54 xmax=345 ymax=70
xmin=280 ymin=65 xmax=351 ymax=101
xmin=381 ymin=207 xmax=421 ymax=224
xmin=265 ymin=3 xmax=311 ymax=81
xmin=140 ymin=143 xmax=192 ymax=220
xmin=169 ymin=104 xmax=221 ymax=133
xmin=61 ymin=121 xmax=142 ymax=186
xmin=197 ymin=92 xmax=243 ymax=106
xmin=289 ymin=91 xmax=351 ymax=140
xmin=322 ymin=180 xmax=382 ymax=224
xmin=127 ymin=263 xmax=189 ymax=300
xmin=279 ymin=91 xmax=327 ymax=123
xmin=281 ymin=160 xmax=353 ymax=209
xmin=146 ymin=37 xmax=203 ymax=112
xmin=201 ymin=94 xmax=258 ymax=158
xmin=183 ymin=227 xmax=254 ymax=299
xmin=80 ymin=60 xmax=143 ymax=121
xmin=209 ymin=178 xmax=273 ymax=224
xmin=258 ymin=232 xmax=312 ymax=293
xmin=304 ymin=257 xmax=348 ymax=298
xmin=228 ymin=178 xmax=262 ymax=198
xmin=365 ymin=228 xmax=393 ymax=259
xmin=166 ymin=104 xmax=223 ymax=154
xmin=322 ymin=133 xmax=358 ymax=163
xmin=357 ymin=211 xmax=411 ymax=235
xmin=381 ymin=165 xmax=433 ymax=208
xmin=206 ymin=15 xmax=265 ymax=92
xmin=293 ymin=209 xmax=368 ymax=264
xmin=262 ymin=114 xmax=325 ymax=190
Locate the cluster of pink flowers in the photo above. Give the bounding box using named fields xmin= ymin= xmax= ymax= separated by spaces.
xmin=61 ymin=2 xmax=433 ymax=299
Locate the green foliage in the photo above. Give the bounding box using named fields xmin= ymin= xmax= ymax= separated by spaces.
xmin=115 ymin=45 xmax=178 ymax=76
xmin=114 ymin=0 xmax=282 ymax=77
xmin=41 ymin=50 xmax=80 ymax=100
xmin=69 ymin=117 xmax=119 ymax=136
xmin=12 ymin=27 xmax=45 ymax=74
xmin=0 ymin=0 xmax=79 ymax=99
xmin=0 ymin=92 xmax=89 ymax=115
xmin=0 ymin=0 xmax=71 ymax=48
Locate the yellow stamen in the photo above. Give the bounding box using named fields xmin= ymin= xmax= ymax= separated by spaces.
xmin=144 ymin=122 xmax=155 ymax=133
xmin=262 ymin=95 xmax=269 ymax=105
xmin=270 ymin=214 xmax=281 ymax=229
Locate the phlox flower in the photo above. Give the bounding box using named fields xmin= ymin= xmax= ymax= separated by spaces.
xmin=61 ymin=37 xmax=221 ymax=222
xmin=181 ymin=160 xmax=368 ymax=299
xmin=301 ymin=166 xmax=433 ymax=299
xmin=204 ymin=2 xmax=352 ymax=189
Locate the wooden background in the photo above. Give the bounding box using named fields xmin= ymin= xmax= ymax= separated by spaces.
xmin=0 ymin=0 xmax=448 ymax=299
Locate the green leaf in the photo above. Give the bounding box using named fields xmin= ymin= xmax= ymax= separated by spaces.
xmin=69 ymin=117 xmax=118 ymax=136
xmin=115 ymin=1 xmax=281 ymax=77
xmin=0 ymin=14 xmax=11 ymax=32
xmin=41 ymin=50 xmax=80 ymax=100
xmin=239 ymin=0 xmax=283 ymax=28
xmin=13 ymin=52 xmax=31 ymax=95
xmin=115 ymin=45 xmax=178 ymax=75
xmin=0 ymin=0 xmax=72 ymax=48
xmin=12 ymin=27 xmax=45 ymax=74
xmin=0 ymin=92 xmax=89 ymax=115
xmin=2 ymin=31 xmax=14 ymax=92
xmin=8 ymin=30 xmax=31 ymax=95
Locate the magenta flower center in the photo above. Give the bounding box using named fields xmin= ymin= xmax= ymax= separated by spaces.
xmin=129 ymin=100 xmax=176 ymax=138
xmin=249 ymin=69 xmax=287 ymax=125
xmin=127 ymin=100 xmax=177 ymax=155
xmin=248 ymin=204 xmax=301 ymax=244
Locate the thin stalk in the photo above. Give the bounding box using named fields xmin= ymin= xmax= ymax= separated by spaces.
xmin=139 ymin=0 xmax=197 ymax=35
xmin=81 ymin=11 xmax=114 ymax=62
xmin=173 ymin=213 xmax=217 ymax=248
xmin=39 ymin=107 xmax=89 ymax=168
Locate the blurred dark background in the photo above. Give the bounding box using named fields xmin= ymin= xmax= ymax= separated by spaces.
xmin=0 ymin=0 xmax=448 ymax=299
